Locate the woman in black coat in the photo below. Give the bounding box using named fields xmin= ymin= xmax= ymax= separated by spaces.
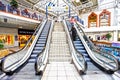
xmin=71 ymin=26 xmax=76 ymax=41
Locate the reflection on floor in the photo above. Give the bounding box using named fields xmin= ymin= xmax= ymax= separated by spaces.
xmin=41 ymin=62 xmax=82 ymax=80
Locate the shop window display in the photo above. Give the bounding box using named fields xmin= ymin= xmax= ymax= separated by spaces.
xmin=99 ymin=9 xmax=111 ymax=26
xmin=19 ymin=35 xmax=30 ymax=47
xmin=95 ymin=32 xmax=113 ymax=41
xmin=0 ymin=39 xmax=4 ymax=49
xmin=88 ymin=12 xmax=98 ymax=28
xmin=18 ymin=29 xmax=34 ymax=47
xmin=18 ymin=35 xmax=35 ymax=48
xmin=0 ymin=34 xmax=14 ymax=46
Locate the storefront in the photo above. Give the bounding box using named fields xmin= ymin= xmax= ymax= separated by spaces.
xmin=85 ymin=31 xmax=114 ymax=41
xmin=18 ymin=29 xmax=34 ymax=47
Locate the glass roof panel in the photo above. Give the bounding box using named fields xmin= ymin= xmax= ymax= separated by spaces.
xmin=14 ymin=0 xmax=98 ymax=16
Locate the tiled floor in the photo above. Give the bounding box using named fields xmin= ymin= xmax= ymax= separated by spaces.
xmin=41 ymin=62 xmax=82 ymax=80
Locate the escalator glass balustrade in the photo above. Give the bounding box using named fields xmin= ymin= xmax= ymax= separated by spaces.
xmin=0 ymin=20 xmax=51 ymax=80
xmin=66 ymin=20 xmax=119 ymax=73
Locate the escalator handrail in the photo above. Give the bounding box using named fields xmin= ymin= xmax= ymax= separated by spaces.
xmin=35 ymin=20 xmax=54 ymax=74
xmin=64 ymin=20 xmax=87 ymax=73
xmin=75 ymin=21 xmax=119 ymax=71
xmin=1 ymin=20 xmax=47 ymax=72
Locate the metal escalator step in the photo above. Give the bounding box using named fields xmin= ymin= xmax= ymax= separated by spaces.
xmin=38 ymin=37 xmax=47 ymax=39
xmin=75 ymin=44 xmax=83 ymax=47
xmin=73 ymin=41 xmax=82 ymax=44
xmin=76 ymin=47 xmax=85 ymax=50
xmin=28 ymin=59 xmax=36 ymax=63
xmin=78 ymin=50 xmax=86 ymax=53
xmin=43 ymin=30 xmax=49 ymax=32
xmin=35 ymin=44 xmax=45 ymax=47
xmin=36 ymin=44 xmax=45 ymax=47
xmin=38 ymin=38 xmax=47 ymax=41
xmin=43 ymin=29 xmax=49 ymax=30
xmin=37 ymin=41 xmax=46 ymax=44
xmin=34 ymin=47 xmax=44 ymax=50
xmin=38 ymin=39 xmax=46 ymax=42
xmin=38 ymin=38 xmax=46 ymax=40
xmin=76 ymin=38 xmax=80 ymax=40
xmin=40 ymin=35 xmax=47 ymax=37
xmin=30 ymin=57 xmax=36 ymax=59
xmin=81 ymin=52 xmax=88 ymax=55
xmin=31 ymin=54 xmax=38 ymax=58
xmin=83 ymin=53 xmax=89 ymax=57
xmin=85 ymin=55 xmax=90 ymax=59
xmin=32 ymin=50 xmax=42 ymax=54
xmin=41 ymin=33 xmax=48 ymax=35
xmin=75 ymin=39 xmax=81 ymax=41
xmin=42 ymin=32 xmax=48 ymax=34
xmin=33 ymin=49 xmax=43 ymax=51
xmin=85 ymin=58 xmax=91 ymax=62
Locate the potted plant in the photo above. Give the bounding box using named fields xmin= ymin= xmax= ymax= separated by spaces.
xmin=105 ymin=33 xmax=112 ymax=41
xmin=0 ymin=39 xmax=4 ymax=49
xmin=10 ymin=0 xmax=18 ymax=9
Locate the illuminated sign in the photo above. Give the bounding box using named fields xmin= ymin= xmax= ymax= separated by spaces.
xmin=18 ymin=29 xmax=34 ymax=35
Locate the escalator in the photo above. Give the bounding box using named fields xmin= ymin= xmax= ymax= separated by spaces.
xmin=74 ymin=38 xmax=90 ymax=62
xmin=73 ymin=37 xmax=101 ymax=73
xmin=66 ymin=21 xmax=119 ymax=80
xmin=0 ymin=20 xmax=51 ymax=80
xmin=29 ymin=21 xmax=51 ymax=63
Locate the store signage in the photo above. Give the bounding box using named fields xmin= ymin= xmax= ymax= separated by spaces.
xmin=18 ymin=29 xmax=34 ymax=35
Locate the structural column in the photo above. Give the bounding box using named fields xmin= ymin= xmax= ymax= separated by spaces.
xmin=114 ymin=30 xmax=118 ymax=41
xmin=46 ymin=5 xmax=48 ymax=18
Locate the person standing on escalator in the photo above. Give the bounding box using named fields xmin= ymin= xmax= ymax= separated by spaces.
xmin=70 ymin=16 xmax=76 ymax=27
xmin=71 ymin=26 xmax=77 ymax=41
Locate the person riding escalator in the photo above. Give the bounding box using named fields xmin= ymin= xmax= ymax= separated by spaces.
xmin=71 ymin=26 xmax=77 ymax=41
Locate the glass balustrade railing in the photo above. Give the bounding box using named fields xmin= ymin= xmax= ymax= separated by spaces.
xmin=65 ymin=20 xmax=87 ymax=73
xmin=74 ymin=22 xmax=119 ymax=72
xmin=1 ymin=20 xmax=47 ymax=73
xmin=35 ymin=20 xmax=53 ymax=75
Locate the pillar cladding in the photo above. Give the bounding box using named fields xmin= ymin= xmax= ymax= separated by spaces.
xmin=114 ymin=30 xmax=118 ymax=42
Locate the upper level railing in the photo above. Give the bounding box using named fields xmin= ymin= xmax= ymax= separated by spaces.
xmin=0 ymin=1 xmax=44 ymax=21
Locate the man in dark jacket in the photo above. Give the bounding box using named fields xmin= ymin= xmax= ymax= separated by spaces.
xmin=71 ymin=26 xmax=76 ymax=41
